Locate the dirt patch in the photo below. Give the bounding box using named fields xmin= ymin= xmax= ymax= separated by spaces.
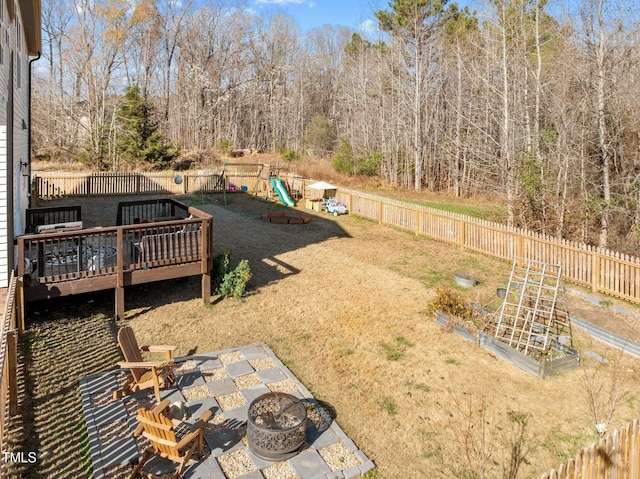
xmin=15 ymin=193 xmax=640 ymax=478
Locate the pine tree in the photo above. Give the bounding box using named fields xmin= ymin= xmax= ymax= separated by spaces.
xmin=116 ymin=85 xmax=180 ymax=170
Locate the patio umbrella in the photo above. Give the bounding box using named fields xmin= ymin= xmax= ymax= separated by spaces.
xmin=307 ymin=181 xmax=338 ymax=198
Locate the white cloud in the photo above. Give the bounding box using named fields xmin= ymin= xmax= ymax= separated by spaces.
xmin=359 ymin=19 xmax=378 ymax=34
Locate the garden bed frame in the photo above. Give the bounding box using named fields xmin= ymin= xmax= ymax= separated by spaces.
xmin=435 ymin=311 xmax=580 ymax=378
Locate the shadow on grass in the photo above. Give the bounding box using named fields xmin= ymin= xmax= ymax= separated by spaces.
xmin=7 ymin=299 xmax=122 ymax=478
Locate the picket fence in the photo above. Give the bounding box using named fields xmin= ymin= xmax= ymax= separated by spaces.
xmin=542 ymin=419 xmax=640 ymax=479
xmin=334 ymin=188 xmax=640 ymax=305
xmin=31 ymin=171 xmax=640 ymax=305
xmin=0 ymin=273 xmax=22 ymax=478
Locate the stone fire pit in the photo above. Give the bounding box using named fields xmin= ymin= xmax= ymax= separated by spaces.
xmin=247 ymin=392 xmax=307 ymax=461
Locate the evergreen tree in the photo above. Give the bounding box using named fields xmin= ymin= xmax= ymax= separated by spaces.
xmin=303 ymin=115 xmax=337 ymax=155
xmin=116 ymin=85 xmax=180 ymax=170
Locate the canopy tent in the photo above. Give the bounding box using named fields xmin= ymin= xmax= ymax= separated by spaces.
xmin=307 ymin=181 xmax=338 ymax=198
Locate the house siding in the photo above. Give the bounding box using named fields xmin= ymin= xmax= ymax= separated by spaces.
xmin=0 ymin=0 xmax=8 ymax=287
xmin=0 ymin=125 xmax=7 ymax=288
xmin=13 ymin=47 xmax=29 ymax=236
xmin=0 ymin=0 xmax=32 ymax=288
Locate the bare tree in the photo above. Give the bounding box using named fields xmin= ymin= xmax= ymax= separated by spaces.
xmin=376 ymin=0 xmax=447 ymax=191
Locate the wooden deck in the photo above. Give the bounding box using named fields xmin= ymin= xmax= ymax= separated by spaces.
xmin=17 ymin=199 xmax=213 ymax=319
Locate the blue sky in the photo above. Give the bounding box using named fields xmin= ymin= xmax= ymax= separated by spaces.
xmin=250 ymin=0 xmax=385 ymax=33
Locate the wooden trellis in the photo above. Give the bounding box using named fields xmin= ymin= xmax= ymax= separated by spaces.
xmin=494 ymin=258 xmax=573 ymax=356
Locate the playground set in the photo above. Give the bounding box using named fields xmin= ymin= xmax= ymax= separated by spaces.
xmin=222 ymin=163 xmax=348 ymax=214
xmin=222 ymin=162 xmax=304 ymax=207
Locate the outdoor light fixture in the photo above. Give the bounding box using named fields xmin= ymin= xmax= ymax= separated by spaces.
xmin=19 ymin=159 xmax=29 ymax=176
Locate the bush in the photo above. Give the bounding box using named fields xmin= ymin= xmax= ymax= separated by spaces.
xmin=357 ymin=151 xmax=382 ymax=176
xmin=219 ymin=259 xmax=252 ymax=299
xmin=303 ymin=115 xmax=336 ymax=154
xmin=426 ymin=286 xmax=476 ymax=322
xmin=282 ymin=149 xmax=300 ymax=162
xmin=333 ymin=137 xmax=356 ymax=174
xmin=219 ymin=139 xmax=234 ymax=155
xmin=212 ymin=249 xmax=232 ymax=292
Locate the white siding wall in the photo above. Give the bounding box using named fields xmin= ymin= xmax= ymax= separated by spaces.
xmin=13 ymin=39 xmax=29 ymax=238
xmin=0 ymin=126 xmax=6 ymax=288
xmin=0 ymin=0 xmax=31 ymax=288
xmin=0 ymin=0 xmax=9 ymax=288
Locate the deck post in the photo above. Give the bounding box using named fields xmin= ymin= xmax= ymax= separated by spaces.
xmin=202 ymin=273 xmax=211 ymax=304
xmin=115 ymin=286 xmax=125 ymax=320
xmin=201 ymin=218 xmax=213 ymax=304
xmin=116 ymin=227 xmax=125 ymax=320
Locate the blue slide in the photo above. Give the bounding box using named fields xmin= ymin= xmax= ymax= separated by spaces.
xmin=270 ymin=177 xmax=295 ymax=207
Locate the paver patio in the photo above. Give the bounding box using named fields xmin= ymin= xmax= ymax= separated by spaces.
xmin=80 ymin=342 xmax=375 ymax=479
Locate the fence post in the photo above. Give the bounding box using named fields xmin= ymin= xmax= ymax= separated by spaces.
xmin=517 ymin=233 xmax=523 ymax=259
xmin=415 ymin=209 xmax=420 ymax=236
xmin=32 ymin=175 xmax=39 ymax=205
xmin=592 ymin=250 xmax=599 ymax=293
xmin=378 ymin=199 xmax=383 ymax=224
xmin=16 ymin=277 xmax=24 ymax=334
xmin=459 ymin=219 xmax=465 ymax=249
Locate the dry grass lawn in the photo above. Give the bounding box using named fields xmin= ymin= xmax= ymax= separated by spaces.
xmin=10 ymin=192 xmax=640 ymax=479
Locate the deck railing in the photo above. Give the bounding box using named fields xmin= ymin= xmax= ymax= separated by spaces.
xmin=17 ymin=199 xmax=213 ymax=320
xmin=25 ymin=205 xmax=82 ymax=234
xmin=541 ymin=419 xmax=640 ymax=479
xmin=0 ymin=273 xmax=21 ymax=477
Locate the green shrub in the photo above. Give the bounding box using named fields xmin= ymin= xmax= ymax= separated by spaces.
xmin=219 ymin=259 xmax=252 ymax=299
xmin=333 ymin=137 xmax=356 ymax=174
xmin=219 ymin=139 xmax=233 ymax=155
xmin=282 ymin=148 xmax=300 ymax=162
xmin=212 ymin=249 xmax=232 ymax=292
xmin=303 ymin=114 xmax=336 ymax=154
xmin=358 ymin=151 xmax=382 ymax=176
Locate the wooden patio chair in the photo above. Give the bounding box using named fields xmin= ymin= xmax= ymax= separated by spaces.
xmin=113 ymin=325 xmax=177 ymax=401
xmin=130 ymin=399 xmax=212 ymax=479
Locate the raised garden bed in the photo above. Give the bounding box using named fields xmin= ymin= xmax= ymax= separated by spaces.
xmin=453 ymin=272 xmax=477 ymax=288
xmin=435 ymin=311 xmax=580 ymax=379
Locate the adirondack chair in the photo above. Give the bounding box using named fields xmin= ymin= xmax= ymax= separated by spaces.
xmin=130 ymin=399 xmax=213 ymax=479
xmin=113 ymin=325 xmax=177 ymax=401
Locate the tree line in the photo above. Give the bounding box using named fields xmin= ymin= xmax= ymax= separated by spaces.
xmin=33 ymin=0 xmax=640 ymax=253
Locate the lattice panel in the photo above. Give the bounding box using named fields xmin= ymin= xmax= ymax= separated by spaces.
xmin=494 ymin=258 xmax=572 ymax=355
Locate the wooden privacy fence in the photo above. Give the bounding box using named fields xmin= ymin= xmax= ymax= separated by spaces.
xmin=32 ymin=172 xmax=640 ymax=304
xmin=0 ymin=273 xmax=22 ymax=478
xmin=333 ymin=188 xmax=640 ymax=305
xmin=542 ymin=419 xmax=640 ymax=479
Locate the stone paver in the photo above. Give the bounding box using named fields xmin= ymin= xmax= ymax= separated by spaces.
xmin=289 ymin=450 xmax=332 ymax=477
xmin=81 ymin=342 xmax=375 ymax=479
